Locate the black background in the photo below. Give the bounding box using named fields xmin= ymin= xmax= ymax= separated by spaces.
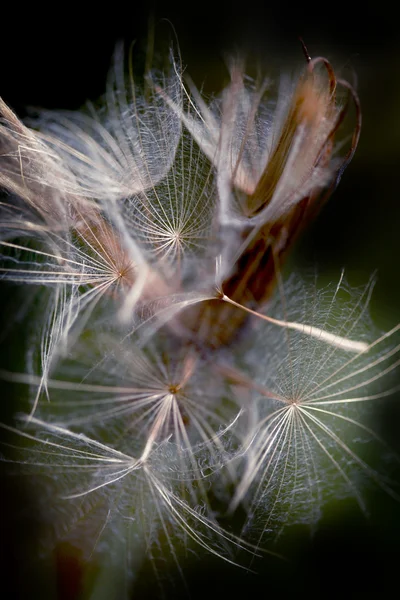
xmin=1 ymin=2 xmax=399 ymax=598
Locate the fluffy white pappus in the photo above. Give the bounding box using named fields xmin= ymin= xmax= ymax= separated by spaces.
xmin=0 ymin=51 xmax=184 ymax=344
xmin=227 ymin=273 xmax=400 ymax=536
xmin=11 ymin=325 xmax=241 ymax=478
xmin=0 ymin=209 xmax=142 ymax=416
xmin=30 ymin=45 xmax=184 ymax=203
xmin=0 ymin=98 xmax=98 ymax=233
xmin=121 ymin=130 xmax=217 ymax=276
xmin=0 ymin=415 xmax=248 ymax=597
xmin=0 ymin=77 xmax=155 ymax=389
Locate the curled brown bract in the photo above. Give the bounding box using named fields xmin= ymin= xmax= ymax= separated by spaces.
xmin=187 ymin=54 xmax=361 ymax=348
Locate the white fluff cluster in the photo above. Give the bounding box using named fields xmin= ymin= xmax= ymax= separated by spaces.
xmin=0 ymin=42 xmax=398 ymax=596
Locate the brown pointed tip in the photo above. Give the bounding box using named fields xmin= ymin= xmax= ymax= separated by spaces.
xmin=299 ymin=37 xmax=312 ymax=63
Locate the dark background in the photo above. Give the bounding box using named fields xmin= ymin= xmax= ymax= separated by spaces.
xmin=1 ymin=2 xmax=399 ymax=598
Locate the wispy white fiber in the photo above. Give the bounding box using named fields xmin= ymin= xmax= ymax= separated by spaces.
xmin=0 ymin=40 xmax=396 ymax=597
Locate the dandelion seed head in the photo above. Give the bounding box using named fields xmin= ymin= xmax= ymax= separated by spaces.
xmin=1 ymin=35 xmax=397 ymax=595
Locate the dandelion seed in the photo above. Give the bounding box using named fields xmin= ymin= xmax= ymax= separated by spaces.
xmin=220 ymin=290 xmax=369 ymax=352
xmin=227 ymin=274 xmax=400 ymax=538
xmin=0 ymin=412 xmax=249 ymax=597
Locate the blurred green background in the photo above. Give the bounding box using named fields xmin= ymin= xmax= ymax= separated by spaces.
xmin=1 ymin=2 xmax=399 ymax=598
